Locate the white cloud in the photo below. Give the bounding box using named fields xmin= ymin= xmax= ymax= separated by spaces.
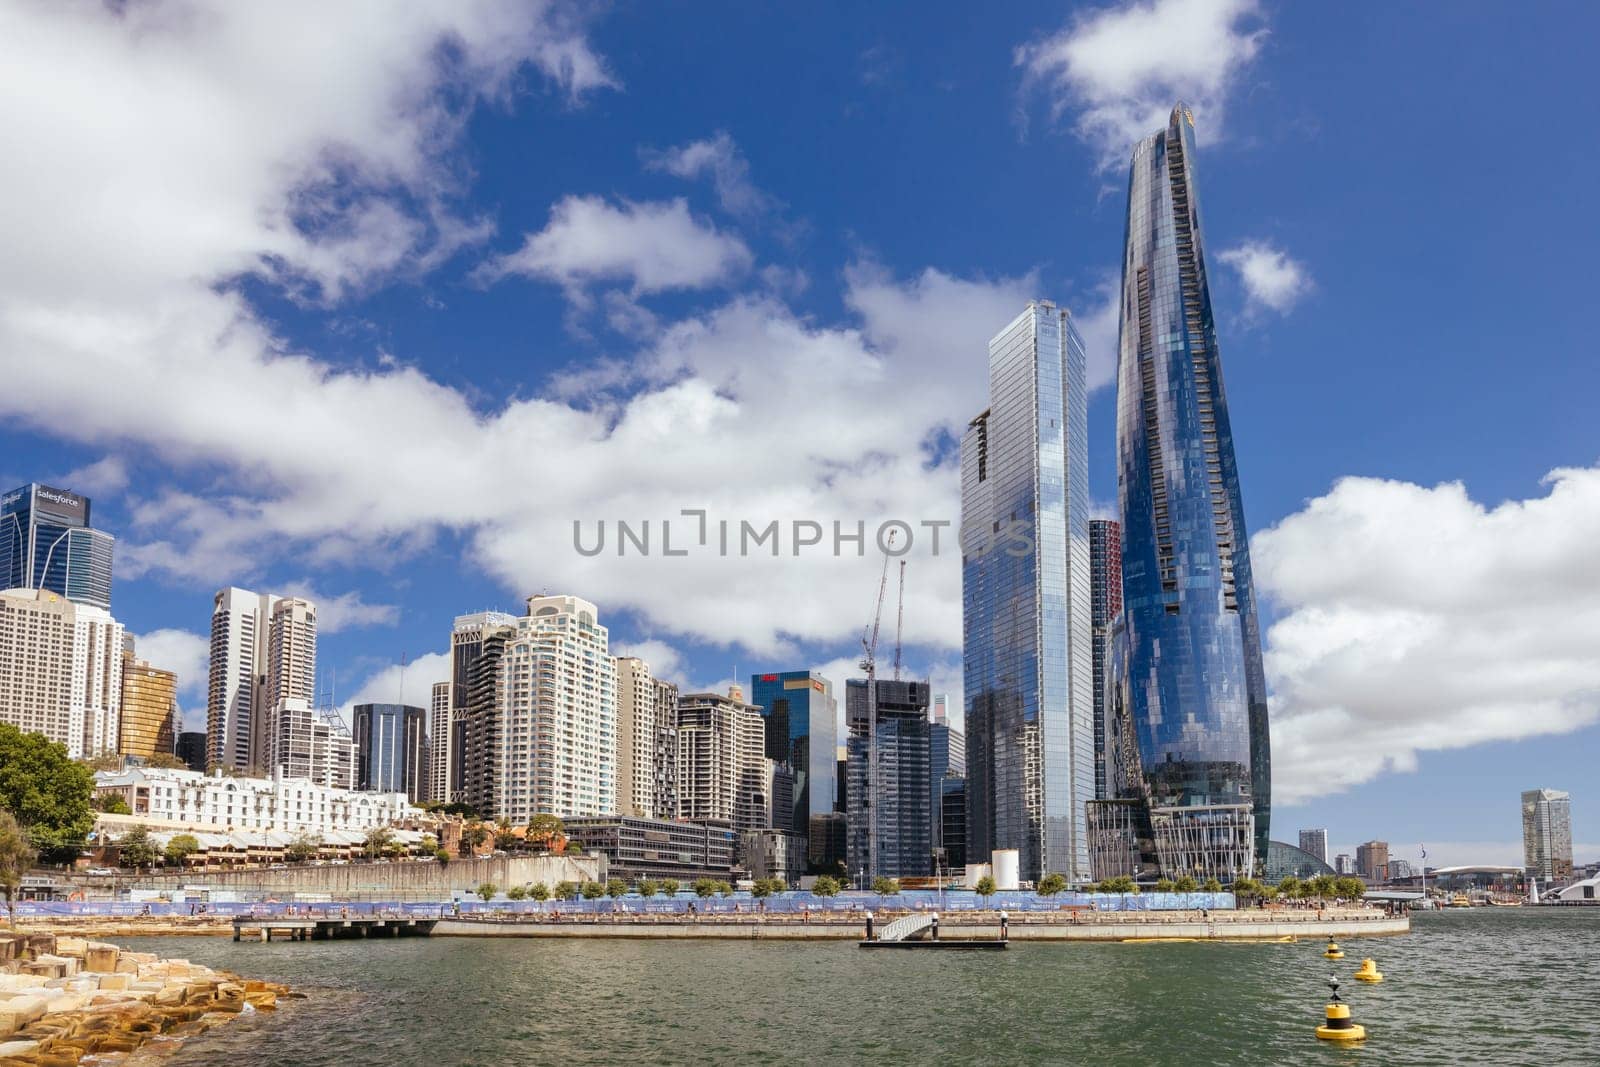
xmin=644 ymin=131 xmax=774 ymax=218
xmin=478 ymin=196 xmax=752 ymax=297
xmin=58 ymin=456 xmax=130 ymax=495
xmin=1016 ymin=0 xmax=1267 ymax=167
xmin=280 ymin=581 xmax=400 ymax=633
xmin=1254 ymin=466 xmax=1600 ymax=804
xmin=612 ymin=638 xmax=688 ymax=685
xmin=339 ymin=650 xmax=453 ymax=726
xmin=1217 ymin=241 xmax=1312 ymax=316
xmin=131 ymin=628 xmax=209 ymax=702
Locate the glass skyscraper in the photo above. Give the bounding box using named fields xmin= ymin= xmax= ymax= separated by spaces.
xmin=1114 ymin=104 xmax=1270 ymax=878
xmin=354 ymin=703 xmax=427 ymax=802
xmin=750 ymin=670 xmax=838 ymax=834
xmin=844 ymin=678 xmax=931 ymax=880
xmin=0 ymin=483 xmax=114 ymax=610
xmin=1089 ymin=519 xmax=1122 ymax=802
xmin=961 ymin=302 xmax=1094 ymax=884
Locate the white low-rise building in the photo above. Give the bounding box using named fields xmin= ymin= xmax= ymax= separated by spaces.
xmin=94 ymin=766 xmax=420 ymax=836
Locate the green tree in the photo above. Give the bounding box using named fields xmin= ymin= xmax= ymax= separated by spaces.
xmin=564 ymin=841 xmax=585 ymax=854
xmin=420 ymin=833 xmax=437 ymax=852
xmin=1173 ymin=875 xmax=1199 ymax=893
xmin=163 ymin=833 xmax=200 ymax=866
xmin=1153 ymin=878 xmax=1176 ymax=893
xmin=462 ymin=825 xmax=489 ymax=852
xmin=0 ymin=725 xmax=94 ymax=862
xmin=143 ymin=753 xmax=189 ymax=771
xmin=91 ymin=794 xmax=131 ymax=815
xmin=871 ymin=876 xmax=900 ymax=895
xmin=659 ymin=878 xmax=680 ymax=897
xmin=529 ymin=882 xmax=551 ymax=901
xmin=1095 ymin=875 xmax=1138 ymax=894
xmin=554 ymin=881 xmax=579 ymax=901
xmin=1037 ymin=873 xmax=1068 ymax=897
xmin=1202 ymin=877 xmax=1223 ymax=893
xmin=435 ymin=848 xmax=451 ymax=866
xmin=605 ymin=878 xmax=627 ymax=898
xmin=286 ymin=833 xmax=320 ymax=863
xmin=1310 ymin=875 xmax=1339 ymax=901
xmin=476 ymin=882 xmax=497 ymax=902
xmin=975 ymin=875 xmax=997 ymax=897
xmin=363 ymin=826 xmax=393 ymax=860
xmin=507 ymin=885 xmax=528 ymax=901
xmin=1336 ymin=877 xmax=1366 ymax=901
xmin=692 ymin=878 xmax=719 ymax=898
xmin=811 ymin=875 xmax=842 ymax=897
xmin=581 ymin=880 xmax=606 ymax=900
xmin=494 ymin=817 xmax=516 ymax=851
xmin=526 ymin=813 xmax=564 ymax=848
xmin=716 ymin=881 xmax=735 ymax=897
xmin=1 ymin=810 xmax=37 ymax=928
xmin=117 ymin=825 xmax=159 ymax=869
xmin=751 ymin=878 xmax=783 ymax=899
xmin=1229 ymin=878 xmax=1260 ymax=904
xmin=636 ymin=878 xmax=659 ymax=898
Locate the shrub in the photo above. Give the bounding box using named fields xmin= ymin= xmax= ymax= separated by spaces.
xmin=476 ymin=883 xmax=497 ymax=902
xmin=1037 ymin=873 xmax=1068 ymax=897
xmin=507 ymin=885 xmax=528 ymax=901
xmin=581 ymin=880 xmax=606 ymax=900
xmin=975 ymin=875 xmax=997 ymax=897
xmin=1153 ymin=878 xmax=1176 ymax=893
xmin=659 ymin=878 xmax=680 ymax=897
xmin=636 ymin=878 xmax=659 ymax=898
xmin=530 ymin=882 xmax=551 ymax=901
xmin=554 ymin=881 xmax=579 ymax=901
xmin=605 ymin=879 xmax=627 ymax=898
xmin=435 ymin=848 xmax=451 ymax=865
xmin=1173 ymin=875 xmax=1199 ymax=893
xmin=811 ymin=875 xmax=842 ymax=897
xmin=871 ymin=876 xmax=901 ymax=895
xmin=1202 ymin=877 xmax=1223 ymax=893
xmin=692 ymin=878 xmax=719 ymax=898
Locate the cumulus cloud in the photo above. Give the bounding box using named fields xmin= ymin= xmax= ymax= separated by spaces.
xmin=280 ymin=581 xmax=400 ymax=633
xmin=339 ymin=651 xmax=453 ymax=725
xmin=1255 ymin=466 xmax=1600 ymax=803
xmin=1217 ymin=241 xmax=1312 ymax=316
xmin=131 ymin=629 xmax=209 ymax=702
xmin=479 ymin=196 xmax=752 ymax=298
xmin=612 ymin=638 xmax=689 ymax=685
xmin=58 ymin=456 xmax=130 ymax=495
xmin=1016 ymin=0 xmax=1267 ymax=167
xmin=643 ymin=131 xmax=775 ymax=219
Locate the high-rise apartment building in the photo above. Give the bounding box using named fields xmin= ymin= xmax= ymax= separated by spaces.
xmin=961 ymin=301 xmax=1094 ymax=883
xmin=0 ymin=587 xmax=123 ymax=758
xmin=119 ymin=654 xmax=177 ymax=761
xmin=427 ymin=680 xmax=451 ymax=804
xmin=1522 ymin=789 xmax=1574 ymax=883
xmin=1356 ymin=840 xmax=1389 ymax=882
xmin=262 ymin=597 xmax=318 ymax=775
xmin=929 ymin=719 xmax=965 ymax=859
xmin=1334 ymin=854 xmax=1354 ymax=876
xmin=454 ymin=597 xmax=616 ymax=823
xmin=750 ymin=671 xmax=838 ymax=836
xmin=1299 ymin=828 xmax=1330 ymax=866
xmin=1089 ymin=520 xmax=1122 ymax=801
xmin=677 ymin=689 xmax=768 ymax=833
xmin=616 ymin=657 xmax=662 ymax=817
xmin=206 ymin=587 xmax=276 ymax=771
xmin=0 ymin=483 xmax=114 ymax=611
xmin=354 ymin=703 xmax=426 ymax=802
xmin=1112 ymin=104 xmax=1271 ymax=879
xmin=845 ymin=678 xmax=932 ymax=881
xmin=652 ymin=677 xmax=680 ymax=819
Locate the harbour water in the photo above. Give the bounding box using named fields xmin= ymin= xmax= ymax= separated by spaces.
xmin=124 ymin=909 xmax=1598 ymax=1066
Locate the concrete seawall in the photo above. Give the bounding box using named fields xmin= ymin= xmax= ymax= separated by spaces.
xmin=434 ymin=914 xmax=1410 ymax=942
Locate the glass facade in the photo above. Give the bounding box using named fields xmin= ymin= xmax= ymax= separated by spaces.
xmin=1115 ymin=104 xmax=1271 ymax=877
xmin=928 ymin=721 xmax=965 ymax=859
xmin=845 ymin=678 xmax=931 ymax=880
xmin=961 ymin=302 xmax=1094 ymax=883
xmin=354 ymin=703 xmax=426 ymax=802
xmin=1521 ymin=788 xmax=1574 ymax=883
xmin=1089 ymin=520 xmax=1122 ymax=801
xmin=0 ymin=483 xmax=114 ymax=610
xmin=749 ymin=670 xmax=838 ymax=835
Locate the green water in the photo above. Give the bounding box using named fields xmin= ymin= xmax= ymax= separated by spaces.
xmin=119 ymin=909 xmax=1599 ymax=1066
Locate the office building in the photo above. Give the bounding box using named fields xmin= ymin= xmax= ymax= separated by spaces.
xmin=677 ymin=688 xmax=769 ymax=833
xmin=269 ymin=700 xmax=356 ymax=789
xmin=808 ymin=812 xmax=847 ymax=875
xmin=427 ymin=680 xmax=451 ymax=804
xmin=563 ymin=815 xmax=736 ymax=883
xmin=0 ymin=483 xmax=114 ymax=611
xmin=0 ymin=587 xmax=123 ymax=758
xmin=1334 ymin=853 xmax=1353 ymax=876
xmin=1089 ymin=519 xmax=1122 ymax=800
xmin=94 ymin=766 xmax=417 ymax=836
xmin=1113 ymin=103 xmax=1270 ymax=879
xmin=845 ymin=678 xmax=932 ymax=880
xmin=1298 ymin=828 xmax=1330 ymax=866
xmin=354 ymin=703 xmax=426 ymax=802
xmin=742 ymin=828 xmax=805 ymax=885
xmin=176 ymin=731 xmax=207 ymax=772
xmin=1388 ymin=858 xmax=1416 ymax=881
xmin=929 ymin=719 xmax=965 ymax=857
xmin=750 ymin=670 xmax=838 ymax=839
xmin=1522 ymin=789 xmax=1574 ymax=883
xmin=1356 ymin=840 xmax=1389 ymax=882
xmin=931 ymin=692 xmax=951 ymax=726
xmin=940 ymin=776 xmax=968 ymax=871
xmin=961 ymin=301 xmax=1094 ymax=883
xmin=652 ymin=677 xmax=680 ymax=819
xmin=119 ymin=654 xmax=177 ymax=761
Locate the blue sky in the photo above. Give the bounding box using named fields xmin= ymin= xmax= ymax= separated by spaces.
xmin=1 ymin=0 xmax=1596 ymax=869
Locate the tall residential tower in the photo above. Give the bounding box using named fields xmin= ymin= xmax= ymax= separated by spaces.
xmin=960 ymin=301 xmax=1094 ymax=883
xmin=1112 ymin=104 xmax=1270 ymax=879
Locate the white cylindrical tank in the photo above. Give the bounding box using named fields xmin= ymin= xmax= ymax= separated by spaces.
xmin=963 ymin=863 xmax=992 ymax=889
xmin=991 ymin=849 xmax=1020 ymax=890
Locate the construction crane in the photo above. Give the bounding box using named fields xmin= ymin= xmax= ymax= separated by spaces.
xmin=892 ymin=560 xmax=906 ymax=681
xmin=859 ymin=529 xmax=896 ymax=676
xmin=858 ymin=529 xmax=899 ymax=886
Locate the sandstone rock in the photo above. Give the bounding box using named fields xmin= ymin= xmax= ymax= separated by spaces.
xmin=94 ymin=975 xmax=130 ymax=993
xmin=83 ymin=946 xmax=120 ymax=974
xmin=52 ymin=939 xmax=87 ymax=960
xmin=0 ymin=1041 xmax=40 ymax=1058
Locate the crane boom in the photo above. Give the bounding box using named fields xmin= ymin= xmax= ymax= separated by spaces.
xmin=893 ymin=560 xmax=906 ymax=680
xmin=860 ymin=530 xmax=896 ymax=674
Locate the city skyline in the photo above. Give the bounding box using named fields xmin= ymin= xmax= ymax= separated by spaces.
xmin=1 ymin=1 xmax=1597 ymax=865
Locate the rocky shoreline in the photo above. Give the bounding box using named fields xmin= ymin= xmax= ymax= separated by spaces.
xmin=0 ymin=930 xmax=292 ymax=1066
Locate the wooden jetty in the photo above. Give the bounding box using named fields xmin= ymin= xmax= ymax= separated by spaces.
xmin=232 ymin=914 xmax=438 ymax=942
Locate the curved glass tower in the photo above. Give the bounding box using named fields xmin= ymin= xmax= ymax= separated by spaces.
xmin=1114 ymin=104 xmax=1270 ymax=878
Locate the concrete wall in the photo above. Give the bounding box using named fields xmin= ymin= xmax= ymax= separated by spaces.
xmin=433 ymin=914 xmax=1411 ymax=941
xmin=116 ymin=855 xmax=603 ymax=901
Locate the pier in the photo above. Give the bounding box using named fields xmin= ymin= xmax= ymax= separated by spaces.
xmin=232 ymin=913 xmax=438 ymax=942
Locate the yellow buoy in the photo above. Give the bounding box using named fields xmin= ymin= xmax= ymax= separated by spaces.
xmin=1323 ymin=940 xmax=1344 ymax=960
xmin=1353 ymin=958 xmax=1384 ymax=983
xmin=1315 ymin=976 xmax=1367 ymax=1042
